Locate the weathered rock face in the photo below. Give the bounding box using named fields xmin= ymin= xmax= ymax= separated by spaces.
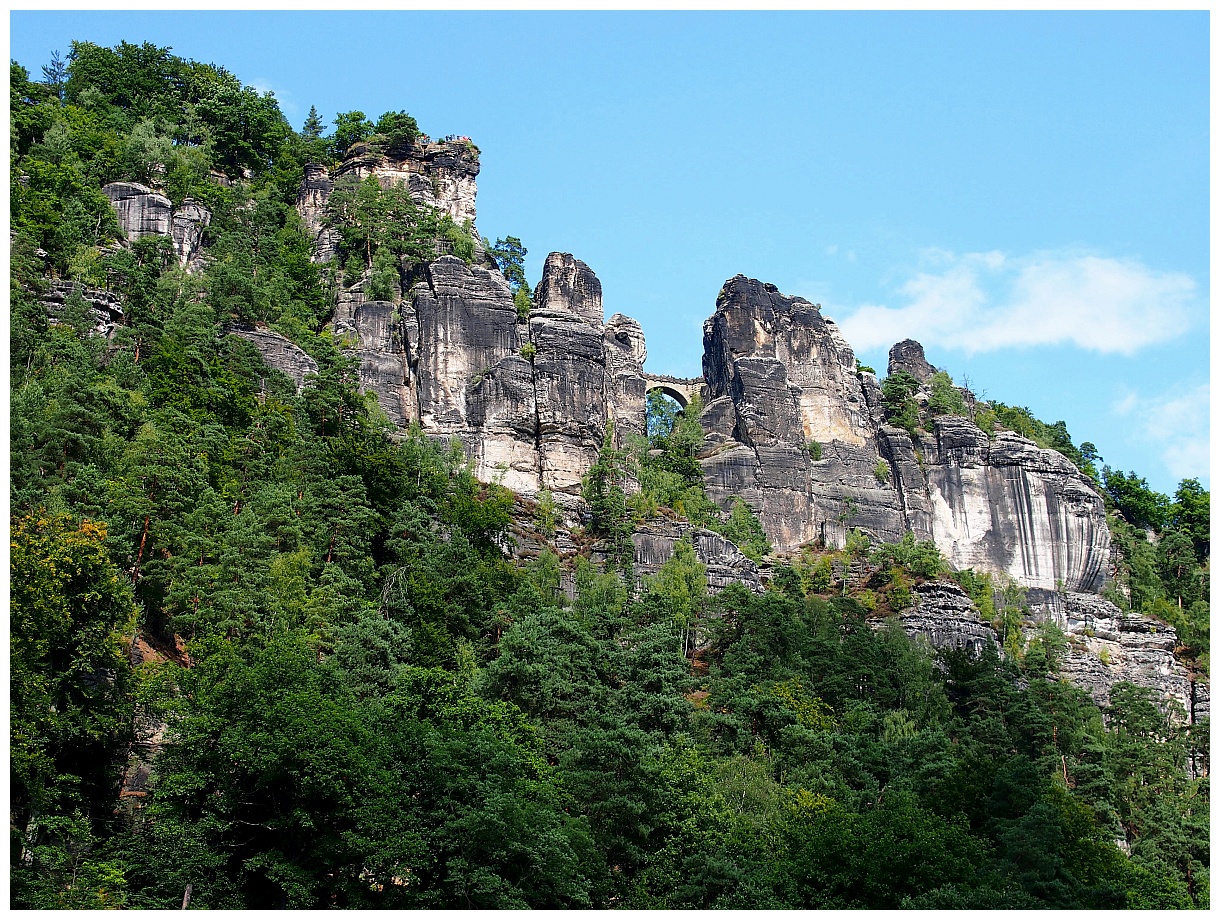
xmin=41 ymin=280 xmax=125 ymax=339
xmin=103 ymin=182 xmax=212 ymax=269
xmin=888 ymin=338 xmax=937 ymax=382
xmin=1040 ymin=592 xmax=1204 ymax=722
xmin=226 ymin=326 xmax=319 ymax=392
xmin=534 ymin=252 xmax=604 ymax=325
xmin=895 ymin=580 xmax=999 ymax=656
xmin=699 ymin=276 xmax=908 ymax=549
xmin=603 ymin=314 xmax=649 ymax=443
xmin=409 ymin=256 xmax=538 ymax=486
xmin=295 ymin=138 xmax=480 ymax=267
xmin=104 ymin=182 xmax=172 ymax=238
xmin=170 ymin=198 xmax=210 ymax=268
xmin=530 ymin=254 xmax=610 ymax=492
xmin=334 ymin=137 xmax=480 ymax=226
xmin=296 ymin=163 xmax=341 ymax=263
xmin=922 ymin=417 xmax=1111 ymax=592
xmin=349 ymin=300 xmax=414 ymax=427
xmin=629 ymin=520 xmax=764 ymax=594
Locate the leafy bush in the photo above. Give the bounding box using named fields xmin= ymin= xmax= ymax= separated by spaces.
xmin=927 ymin=370 xmax=968 ymax=417
xmin=873 ymin=459 xmax=890 ymax=483
xmin=868 ymin=532 xmax=946 ymax=579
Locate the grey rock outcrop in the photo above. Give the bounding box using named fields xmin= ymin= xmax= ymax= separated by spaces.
xmin=604 ymin=314 xmax=649 ymax=443
xmin=170 ymin=198 xmax=210 ymax=268
xmin=226 ymin=326 xmax=318 ymax=392
xmin=896 ymin=580 xmax=999 ymax=656
xmin=296 ymin=163 xmax=341 ymax=263
xmin=104 ymin=182 xmax=172 ymax=238
xmin=534 ymin=252 xmax=604 ymax=325
xmin=922 ymin=417 xmax=1111 ymax=592
xmin=699 ymin=276 xmax=908 ymax=549
xmin=629 ymin=520 xmax=764 ymax=594
xmin=348 ymin=300 xmax=414 ymax=426
xmin=888 ymin=338 xmax=936 ymax=382
xmin=336 ymin=137 xmax=480 ymax=227
xmin=103 ymin=182 xmax=212 ymax=269
xmin=1044 ymin=592 xmax=1203 ymax=721
xmin=295 ymin=138 xmax=480 ymax=266
xmin=42 ymin=280 xmax=124 ymax=338
xmin=530 ymin=254 xmax=610 ymax=492
xmin=410 ymin=256 xmax=538 ymax=487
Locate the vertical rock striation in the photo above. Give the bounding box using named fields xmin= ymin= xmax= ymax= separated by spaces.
xmin=103 ymin=182 xmax=172 ymax=238
xmin=699 ymin=276 xmax=908 ymax=549
xmin=922 ymin=418 xmax=1111 ymax=592
xmin=530 ymin=254 xmax=609 ymax=492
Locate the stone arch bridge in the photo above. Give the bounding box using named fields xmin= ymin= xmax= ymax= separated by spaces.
xmin=643 ymin=374 xmax=704 ymax=409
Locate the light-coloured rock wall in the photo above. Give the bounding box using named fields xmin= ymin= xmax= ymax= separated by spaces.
xmin=104 ymin=182 xmax=172 ymax=238
xmin=923 ymin=419 xmax=1111 ymax=592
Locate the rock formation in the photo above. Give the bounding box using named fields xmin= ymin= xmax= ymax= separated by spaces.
xmin=295 ymin=136 xmax=482 ymax=268
xmin=170 ymin=198 xmax=211 ymax=268
xmin=918 ymin=417 xmax=1110 ymax=592
xmin=41 ymin=280 xmax=125 ymax=339
xmin=887 ymin=338 xmax=937 ymax=382
xmin=335 ymin=137 xmax=480 ymax=227
xmin=897 ymin=580 xmax=999 ymax=657
xmin=103 ymin=182 xmax=211 ymax=270
xmin=699 ymin=276 xmax=908 ymax=550
xmin=227 ymin=326 xmax=319 ymax=393
xmin=296 ymin=163 xmax=340 ymax=263
xmin=1041 ymin=592 xmax=1206 ymax=722
xmin=104 ymin=182 xmax=172 ymax=238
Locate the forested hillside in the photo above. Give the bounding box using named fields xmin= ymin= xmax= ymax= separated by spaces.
xmin=9 ymin=42 xmax=1210 ymax=909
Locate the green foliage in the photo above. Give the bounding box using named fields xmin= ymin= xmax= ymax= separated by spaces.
xmin=954 ymin=568 xmax=997 ymax=623
xmin=989 ymin=402 xmax=1098 ymax=480
xmin=1102 ymin=467 xmax=1171 ymax=532
xmin=374 ymin=109 xmax=420 ymax=148
xmin=881 ymin=370 xmax=921 ymax=437
xmin=332 ymin=109 xmax=373 ymax=156
xmin=488 ymin=235 xmax=529 ymax=290
xmin=995 ymin=581 xmax=1029 ymax=660
xmin=867 ymin=531 xmax=946 ymax=579
xmin=715 ymin=497 xmax=772 ymax=562
xmin=581 ymin=423 xmax=635 ymax=578
xmin=10 ymin=514 xmax=136 ymax=824
xmin=365 ymin=245 xmax=399 ymax=302
xmin=927 ymin=370 xmax=969 ymax=417
xmin=9 ymin=39 xmax=1210 ymax=913
xmin=873 ymin=458 xmax=890 ymax=483
xmin=807 ymin=440 xmax=823 ymax=461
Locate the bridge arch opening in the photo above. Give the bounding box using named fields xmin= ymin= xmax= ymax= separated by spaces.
xmin=645 ymin=388 xmax=687 ymax=440
xmin=646 ymin=384 xmax=689 ymax=410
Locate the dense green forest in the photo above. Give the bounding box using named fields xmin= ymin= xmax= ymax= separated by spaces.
xmin=9 ymin=42 xmax=1210 ymax=908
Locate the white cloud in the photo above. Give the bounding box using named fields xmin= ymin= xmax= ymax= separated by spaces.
xmin=836 ymin=250 xmax=1198 ymax=355
xmin=1113 ymin=383 xmax=1210 ymax=481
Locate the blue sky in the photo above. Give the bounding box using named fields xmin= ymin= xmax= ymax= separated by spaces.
xmin=10 ymin=11 xmax=1209 ymax=494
